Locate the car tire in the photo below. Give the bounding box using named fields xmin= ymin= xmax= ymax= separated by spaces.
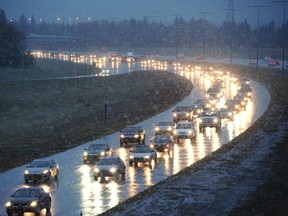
xmin=46 ymin=199 xmax=51 ymax=211
xmin=134 ymin=162 xmax=138 ymax=167
xmin=129 ymin=161 xmax=133 ymax=166
xmin=94 ymin=175 xmax=98 ymax=181
xmin=120 ymin=141 xmax=124 ymax=147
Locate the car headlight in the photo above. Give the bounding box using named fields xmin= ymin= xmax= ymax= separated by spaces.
xmin=24 ymin=170 xmax=29 ymax=175
xmin=100 ymin=151 xmax=105 ymax=156
xmin=130 ymin=155 xmax=134 ymax=159
xmin=83 ymin=152 xmax=88 ymax=156
xmin=30 ymin=201 xmax=38 ymax=207
xmin=110 ymin=167 xmax=116 ymax=173
xmin=150 ymin=144 xmax=154 ymax=148
xmin=188 ymin=130 xmax=192 ymax=134
xmin=134 ymin=134 xmax=139 ymax=138
xmin=199 ymin=119 xmax=203 ymax=123
xmin=173 ymin=131 xmax=177 ymax=135
xmin=228 ymin=112 xmax=232 ymax=116
xmin=94 ymin=168 xmax=99 ymax=173
xmin=43 ymin=170 xmax=49 ymax=174
xmin=167 ymin=127 xmax=172 ymax=131
xmin=185 ymin=113 xmax=190 ymax=117
xmin=235 ymin=105 xmax=239 ymax=109
xmin=241 ymin=101 xmax=245 ymax=105
xmin=155 ymin=127 xmax=159 ymax=131
xmin=248 ymin=92 xmax=252 ymax=96
xmin=173 ymin=113 xmax=177 ymax=117
xmin=144 ymin=155 xmax=150 ymax=159
xmin=5 ymin=201 xmax=11 ymax=207
xmin=120 ymin=134 xmax=125 ymax=138
xmin=213 ymin=118 xmax=218 ymax=123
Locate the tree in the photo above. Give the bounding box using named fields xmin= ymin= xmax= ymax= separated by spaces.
xmin=0 ymin=10 xmax=34 ymax=68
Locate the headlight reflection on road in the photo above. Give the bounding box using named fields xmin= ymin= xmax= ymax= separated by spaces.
xmin=108 ymin=182 xmax=120 ymax=208
xmin=144 ymin=167 xmax=152 ymax=186
xmin=172 ymin=144 xmax=180 ymax=175
xmin=185 ymin=142 xmax=194 ymax=166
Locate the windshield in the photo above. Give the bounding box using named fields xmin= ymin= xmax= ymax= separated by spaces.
xmin=29 ymin=160 xmax=49 ymax=168
xmin=176 ymin=124 xmax=192 ymax=129
xmin=132 ymin=146 xmax=151 ymax=153
xmin=153 ymin=136 xmax=169 ymax=143
xmin=88 ymin=144 xmax=108 ymax=151
xmin=122 ymin=127 xmax=139 ymax=133
xmin=155 ymin=122 xmax=173 ymax=126
xmin=97 ymin=158 xmax=118 ymax=165
xmin=14 ymin=189 xmax=39 ymax=198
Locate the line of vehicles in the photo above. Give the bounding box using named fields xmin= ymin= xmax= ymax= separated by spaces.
xmin=4 ymin=67 xmax=253 ymax=216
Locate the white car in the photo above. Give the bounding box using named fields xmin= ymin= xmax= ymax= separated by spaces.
xmin=129 ymin=145 xmax=157 ymax=167
xmin=93 ymin=156 xmax=126 ymax=182
xmin=24 ymin=159 xmax=59 ymax=184
xmin=173 ymin=121 xmax=196 ymax=143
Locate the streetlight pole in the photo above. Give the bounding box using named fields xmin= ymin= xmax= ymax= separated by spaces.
xmin=272 ymin=0 xmax=288 ymax=76
xmin=247 ymin=5 xmax=270 ymax=78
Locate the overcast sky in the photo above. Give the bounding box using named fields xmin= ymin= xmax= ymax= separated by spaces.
xmin=0 ymin=0 xmax=284 ymax=26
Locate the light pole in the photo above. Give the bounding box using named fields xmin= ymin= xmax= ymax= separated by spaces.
xmin=247 ymin=5 xmax=270 ymax=78
xmin=272 ymin=0 xmax=287 ymax=76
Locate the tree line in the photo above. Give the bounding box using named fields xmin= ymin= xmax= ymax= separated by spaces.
xmin=0 ymin=10 xmax=34 ymax=68
xmin=15 ymin=14 xmax=287 ymax=53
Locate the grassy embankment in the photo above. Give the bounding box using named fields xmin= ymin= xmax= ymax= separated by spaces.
xmin=0 ymin=58 xmax=193 ymax=172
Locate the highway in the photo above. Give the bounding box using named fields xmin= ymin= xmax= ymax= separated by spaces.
xmin=0 ymin=58 xmax=270 ymax=216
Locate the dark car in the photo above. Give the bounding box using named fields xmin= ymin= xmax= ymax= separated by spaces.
xmin=5 ymin=187 xmax=51 ymax=216
xmin=129 ymin=145 xmax=157 ymax=167
xmin=93 ymin=156 xmax=126 ymax=182
xmin=172 ymin=106 xmax=194 ymax=123
xmin=83 ymin=143 xmax=113 ymax=164
xmin=149 ymin=135 xmax=174 ymax=154
xmin=194 ymin=98 xmax=211 ymax=109
xmin=24 ymin=159 xmax=59 ymax=184
xmin=207 ymin=87 xmax=223 ymax=100
xmin=154 ymin=121 xmax=175 ymax=135
xmin=120 ymin=126 xmax=146 ymax=147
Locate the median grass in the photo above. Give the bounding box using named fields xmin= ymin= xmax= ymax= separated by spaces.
xmin=0 ymin=59 xmax=193 ymax=172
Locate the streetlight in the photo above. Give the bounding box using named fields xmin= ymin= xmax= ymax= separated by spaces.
xmin=272 ymin=0 xmax=288 ymax=76
xmin=247 ymin=5 xmax=270 ymax=78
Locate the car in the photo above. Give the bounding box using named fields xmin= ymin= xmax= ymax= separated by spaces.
xmin=172 ymin=106 xmax=194 ymax=123
xmin=93 ymin=156 xmax=126 ymax=182
xmin=199 ymin=111 xmax=221 ymax=132
xmin=219 ymin=107 xmax=234 ymax=120
xmin=24 ymin=159 xmax=59 ymax=184
xmin=207 ymin=87 xmax=224 ymax=99
xmin=83 ymin=143 xmax=113 ymax=164
xmin=119 ymin=125 xmax=146 ymax=147
xmin=129 ymin=145 xmax=157 ymax=167
xmin=194 ymin=98 xmax=211 ymax=109
xmin=173 ymin=121 xmax=196 ymax=143
xmin=149 ymin=135 xmax=174 ymax=154
xmin=237 ymin=85 xmax=252 ymax=99
xmin=154 ymin=121 xmax=175 ymax=135
xmin=225 ymin=99 xmax=241 ymax=113
xmin=190 ymin=103 xmax=203 ymax=117
xmin=5 ymin=187 xmax=51 ymax=216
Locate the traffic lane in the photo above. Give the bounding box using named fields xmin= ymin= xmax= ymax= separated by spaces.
xmin=0 ymin=70 xmax=270 ymax=216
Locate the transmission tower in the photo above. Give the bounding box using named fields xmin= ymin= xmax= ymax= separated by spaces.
xmin=226 ymin=0 xmax=234 ymax=22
